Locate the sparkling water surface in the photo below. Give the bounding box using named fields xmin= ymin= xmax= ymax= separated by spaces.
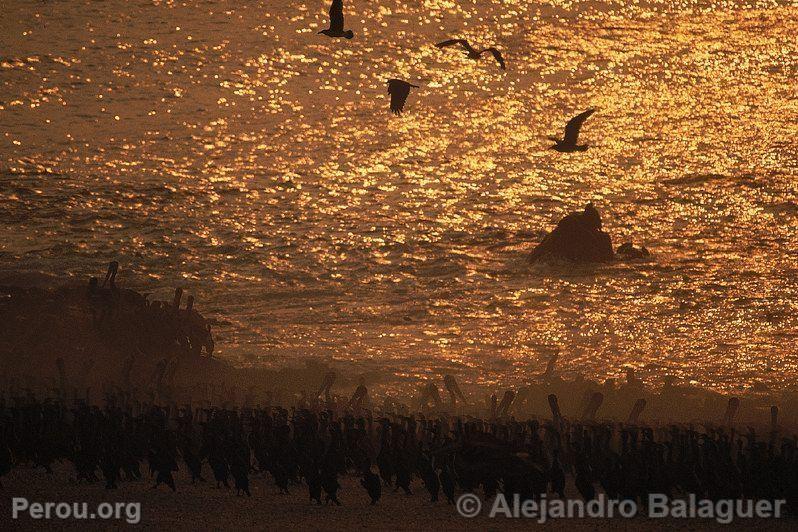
xmin=1 ymin=0 xmax=797 ymax=393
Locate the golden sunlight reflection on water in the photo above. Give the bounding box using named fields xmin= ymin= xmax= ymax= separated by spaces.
xmin=1 ymin=0 xmax=797 ymax=394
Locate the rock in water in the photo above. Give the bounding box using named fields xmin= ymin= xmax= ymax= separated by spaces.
xmin=616 ymin=242 xmax=650 ymax=260
xmin=529 ymin=204 xmax=614 ymax=263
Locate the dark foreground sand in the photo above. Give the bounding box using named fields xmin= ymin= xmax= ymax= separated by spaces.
xmin=0 ymin=465 xmax=795 ymax=531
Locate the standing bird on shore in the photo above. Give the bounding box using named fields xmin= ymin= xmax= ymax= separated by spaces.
xmin=101 ymin=261 xmax=119 ymax=290
xmin=387 ymin=79 xmax=418 ymax=116
xmin=394 ymin=456 xmax=413 ymax=495
xmin=548 ymin=109 xmax=595 ymax=152
xmin=435 ymin=39 xmax=506 ymax=70
xmin=322 ymin=465 xmax=342 ymax=505
xmin=550 ymin=449 xmax=566 ymax=498
xmin=318 ymin=0 xmax=354 ymax=39
xmin=361 ymin=469 xmax=382 ymax=504
xmin=306 ymin=467 xmax=323 ymax=505
xmin=440 ymin=465 xmax=456 ymax=504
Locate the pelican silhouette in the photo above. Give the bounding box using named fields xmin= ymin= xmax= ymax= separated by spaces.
xmin=387 ymin=79 xmax=418 ymax=115
xmin=318 ymin=0 xmax=353 ymax=39
xmin=548 ymin=109 xmax=595 ymax=152
xmin=435 ymin=39 xmax=506 ymax=70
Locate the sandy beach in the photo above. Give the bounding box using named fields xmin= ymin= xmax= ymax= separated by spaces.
xmin=0 ymin=464 xmax=794 ymax=530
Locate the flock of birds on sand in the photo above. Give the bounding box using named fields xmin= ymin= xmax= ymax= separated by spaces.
xmin=3 ymin=391 xmax=798 ymax=516
xmin=319 ymin=0 xmax=595 ymax=152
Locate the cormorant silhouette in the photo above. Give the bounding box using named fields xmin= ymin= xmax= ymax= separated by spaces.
xmin=208 ymin=446 xmax=230 ymax=488
xmin=230 ymin=443 xmax=251 ymax=496
xmin=435 ymin=39 xmax=506 ymax=69
xmin=627 ymin=398 xmax=646 ymax=424
xmin=443 ymin=374 xmax=467 ymax=407
xmin=306 ymin=467 xmax=323 ymax=504
xmin=548 ymin=109 xmax=595 ymax=152
xmin=496 ymin=390 xmax=515 ymax=417
xmin=581 ymin=391 xmax=604 ymax=421
xmin=270 ymin=462 xmax=290 ymax=494
xmin=540 ymin=353 xmax=559 ymax=379
xmin=182 ymin=444 xmax=205 ymax=484
xmin=172 ymin=287 xmax=183 ymax=311
xmin=724 ymin=397 xmax=740 ymax=425
xmin=151 ymin=439 xmax=178 ymax=492
xmin=348 ymin=380 xmax=370 ymax=411
xmin=394 ymin=457 xmax=413 ymax=495
xmin=361 ymin=469 xmax=382 ymax=504
xmin=321 ymin=465 xmax=342 ymax=505
xmin=550 ymin=450 xmax=566 ymax=498
xmin=421 ymin=462 xmax=440 ymax=502
xmin=574 ymin=456 xmax=595 ymax=501
xmin=316 ymin=371 xmax=336 ymax=399
xmin=418 ymin=381 xmax=442 ymax=411
xmin=377 ymin=422 xmax=394 ymax=486
xmin=101 ymin=261 xmax=119 ymax=289
xmin=319 ymin=0 xmax=353 ymax=39
xmin=439 ymin=465 xmax=456 ymax=504
xmin=387 ymin=79 xmax=418 ymax=116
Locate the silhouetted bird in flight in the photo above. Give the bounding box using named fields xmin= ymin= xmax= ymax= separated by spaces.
xmin=549 ymin=109 xmax=595 ymax=152
xmin=387 ymin=79 xmax=418 ymax=115
xmin=319 ymin=0 xmax=353 ymax=39
xmin=435 ymin=39 xmax=506 ymax=70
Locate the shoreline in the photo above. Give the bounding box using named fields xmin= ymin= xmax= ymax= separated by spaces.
xmin=2 ymin=278 xmax=798 ymax=427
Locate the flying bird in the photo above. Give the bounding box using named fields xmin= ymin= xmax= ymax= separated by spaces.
xmin=318 ymin=0 xmax=353 ymax=39
xmin=386 ymin=79 xmax=418 ymax=116
xmin=435 ymin=39 xmax=506 ymax=70
xmin=548 ymin=109 xmax=595 ymax=152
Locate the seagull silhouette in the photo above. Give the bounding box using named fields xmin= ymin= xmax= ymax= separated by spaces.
xmin=318 ymin=0 xmax=353 ymax=39
xmin=435 ymin=39 xmax=506 ymax=70
xmin=387 ymin=79 xmax=418 ymax=116
xmin=548 ymin=109 xmax=595 ymax=152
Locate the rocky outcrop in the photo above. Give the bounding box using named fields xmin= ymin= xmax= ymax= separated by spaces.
xmin=530 ymin=204 xmax=615 ymax=263
xmin=0 ymin=279 xmax=344 ymax=403
xmin=0 ymin=281 xmax=215 ymax=395
xmin=616 ymin=242 xmax=650 ymax=260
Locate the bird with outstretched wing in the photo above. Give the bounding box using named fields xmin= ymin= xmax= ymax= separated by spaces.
xmin=549 ymin=109 xmax=596 ymax=152
xmin=319 ymin=0 xmax=353 ymax=38
xmin=436 ymin=39 xmax=506 ymax=69
xmin=387 ymin=79 xmax=419 ymax=116
xmin=484 ymin=48 xmax=506 ymax=70
xmin=563 ymin=109 xmax=595 ymax=146
xmin=436 ymin=39 xmax=477 ymax=55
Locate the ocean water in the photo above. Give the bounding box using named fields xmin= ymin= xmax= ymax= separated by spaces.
xmin=1 ymin=0 xmax=797 ymax=394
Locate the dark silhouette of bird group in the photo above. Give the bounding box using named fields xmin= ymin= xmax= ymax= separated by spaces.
xmin=2 ymin=389 xmax=798 ymax=517
xmin=87 ymin=262 xmax=215 ymax=362
xmin=316 ymin=0 xmax=595 ymax=149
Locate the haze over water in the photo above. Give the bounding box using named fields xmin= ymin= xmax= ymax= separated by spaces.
xmin=1 ymin=0 xmax=797 ymax=395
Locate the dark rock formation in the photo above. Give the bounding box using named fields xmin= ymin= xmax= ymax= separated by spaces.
xmin=616 ymin=242 xmax=650 ymax=260
xmin=0 ymin=277 xmax=344 ymax=404
xmin=0 ymin=281 xmax=215 ymax=395
xmin=530 ymin=204 xmax=614 ymax=263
